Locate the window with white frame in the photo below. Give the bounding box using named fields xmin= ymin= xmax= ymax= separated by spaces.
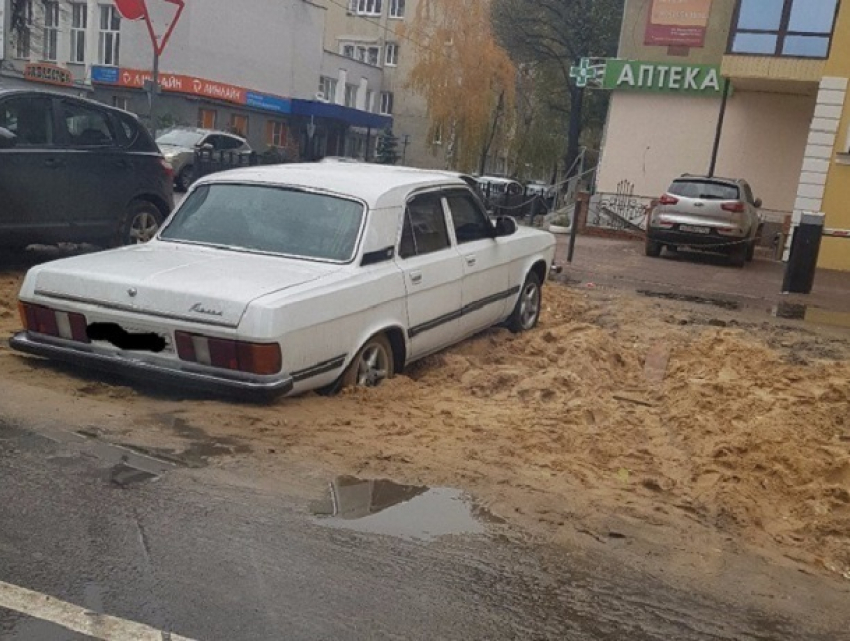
xmin=319 ymin=76 xmax=338 ymax=102
xmin=385 ymin=43 xmax=399 ymax=66
xmin=432 ymin=124 xmax=443 ymax=145
xmin=111 ymin=96 xmax=128 ymax=111
xmin=380 ymin=91 xmax=394 ymax=115
xmin=340 ymin=42 xmax=380 ymax=66
xmin=70 ymin=3 xmax=87 ymax=64
xmin=344 ymin=84 xmax=357 ymax=108
xmin=15 ymin=0 xmax=33 ymax=59
xmin=390 ymin=0 xmax=405 ymax=18
xmin=354 ymin=0 xmax=383 ymax=15
xmin=98 ymin=5 xmax=121 ymax=66
xmin=43 ymin=2 xmax=59 ymax=62
xmin=365 ymin=89 xmax=374 ymax=112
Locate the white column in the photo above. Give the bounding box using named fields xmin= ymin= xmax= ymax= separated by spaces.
xmin=356 ymin=76 xmax=368 ymax=111
xmin=335 ymin=69 xmax=346 ymax=105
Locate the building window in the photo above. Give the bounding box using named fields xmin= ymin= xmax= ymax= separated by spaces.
xmin=340 ymin=42 xmax=381 ymax=66
xmin=198 ymin=109 xmax=217 ymax=129
xmin=98 ymin=5 xmax=121 ymax=66
xmin=344 ymin=84 xmax=357 ymax=108
xmin=354 ymin=0 xmax=382 ymax=15
xmin=266 ymin=121 xmax=287 ymax=147
xmin=432 ymin=124 xmax=443 ymax=145
xmin=14 ymin=0 xmax=33 ymax=60
xmin=230 ymin=114 xmax=248 ymax=137
xmin=365 ymin=89 xmax=374 ymax=112
xmin=385 ymin=43 xmax=399 ymax=66
xmin=380 ymin=91 xmax=394 ymax=115
xmin=319 ymin=76 xmax=338 ymax=102
xmin=70 ymin=3 xmax=87 ymax=64
xmin=112 ymin=96 xmax=128 ymax=111
xmin=390 ymin=0 xmax=405 ymax=18
xmin=43 ymin=2 xmax=59 ymax=62
xmin=729 ymin=0 xmax=839 ymax=59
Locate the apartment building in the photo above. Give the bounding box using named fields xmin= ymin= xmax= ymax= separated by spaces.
xmin=596 ymin=0 xmax=850 ymax=271
xmin=318 ymin=0 xmax=446 ymax=169
xmin=0 ymin=0 xmax=390 ymax=156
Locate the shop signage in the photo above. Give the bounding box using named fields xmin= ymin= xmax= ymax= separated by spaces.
xmin=24 ymin=63 xmax=73 ymax=87
xmin=91 ymin=65 xmax=292 ymax=114
xmin=603 ymin=60 xmax=727 ymax=96
xmin=645 ymin=0 xmax=713 ymax=48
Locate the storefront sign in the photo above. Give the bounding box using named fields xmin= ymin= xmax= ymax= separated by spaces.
xmin=24 ymin=63 xmax=73 ymax=87
xmin=603 ymin=60 xmax=727 ymax=96
xmin=91 ymin=65 xmax=293 ymax=115
xmin=645 ymin=0 xmax=713 ymax=48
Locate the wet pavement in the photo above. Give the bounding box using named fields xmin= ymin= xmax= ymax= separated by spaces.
xmin=556 ymin=236 xmax=850 ymax=316
xmin=2 ymin=419 xmax=849 ymax=640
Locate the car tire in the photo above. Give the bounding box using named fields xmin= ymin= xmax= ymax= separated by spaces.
xmin=117 ymin=200 xmax=165 ymax=246
xmin=730 ymin=242 xmax=747 ymax=268
xmin=507 ymin=271 xmax=542 ymax=333
xmin=177 ymin=165 xmax=195 ymax=192
xmin=341 ymin=333 xmax=395 ymax=389
xmin=645 ymin=237 xmax=663 ymax=257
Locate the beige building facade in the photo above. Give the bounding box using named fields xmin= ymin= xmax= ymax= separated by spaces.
xmin=597 ymin=0 xmax=850 ymax=271
xmin=317 ymin=0 xmax=446 ymax=168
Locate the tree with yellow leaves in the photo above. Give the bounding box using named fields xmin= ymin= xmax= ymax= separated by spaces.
xmin=401 ymin=0 xmax=517 ymax=174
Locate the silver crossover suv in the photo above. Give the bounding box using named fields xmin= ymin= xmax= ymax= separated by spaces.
xmin=157 ymin=128 xmax=251 ymax=191
xmin=646 ymin=175 xmax=762 ymax=267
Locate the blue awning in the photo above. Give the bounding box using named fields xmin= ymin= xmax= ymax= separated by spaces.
xmin=291 ymin=99 xmax=392 ymax=130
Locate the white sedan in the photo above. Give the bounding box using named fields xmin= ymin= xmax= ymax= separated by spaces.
xmin=11 ymin=164 xmax=556 ymax=399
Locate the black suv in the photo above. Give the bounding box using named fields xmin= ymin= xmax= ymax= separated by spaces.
xmin=0 ymin=89 xmax=173 ymax=249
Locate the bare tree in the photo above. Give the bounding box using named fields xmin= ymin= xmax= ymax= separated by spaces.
xmin=492 ymin=0 xmax=623 ymax=178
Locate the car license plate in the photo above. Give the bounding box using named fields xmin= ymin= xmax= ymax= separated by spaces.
xmin=679 ymin=224 xmax=710 ymax=234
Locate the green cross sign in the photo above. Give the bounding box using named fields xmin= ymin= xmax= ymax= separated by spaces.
xmin=570 ymin=58 xmax=603 ymax=88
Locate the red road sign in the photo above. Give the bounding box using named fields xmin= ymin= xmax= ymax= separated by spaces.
xmin=114 ymin=0 xmax=185 ymax=57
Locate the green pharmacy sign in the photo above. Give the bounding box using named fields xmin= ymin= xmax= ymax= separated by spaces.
xmin=602 ymin=60 xmax=728 ymax=96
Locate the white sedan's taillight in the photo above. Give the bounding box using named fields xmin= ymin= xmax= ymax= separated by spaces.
xmin=19 ymin=302 xmax=89 ymax=342
xmin=174 ymin=331 xmax=282 ymax=376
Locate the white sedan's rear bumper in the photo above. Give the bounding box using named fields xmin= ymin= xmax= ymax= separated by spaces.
xmin=10 ymin=332 xmax=294 ymax=400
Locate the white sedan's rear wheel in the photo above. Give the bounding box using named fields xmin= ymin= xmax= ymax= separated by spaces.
xmin=341 ymin=334 xmax=394 ymax=389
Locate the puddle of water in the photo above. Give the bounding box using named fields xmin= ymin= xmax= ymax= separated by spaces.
xmin=636 ymin=290 xmax=740 ymax=310
xmin=772 ymin=302 xmax=850 ymax=329
xmin=311 ymin=476 xmax=490 ymax=541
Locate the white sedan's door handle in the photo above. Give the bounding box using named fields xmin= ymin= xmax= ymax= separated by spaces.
xmin=465 ymin=255 xmax=477 ymax=266
xmin=410 ymin=271 xmax=423 ymax=284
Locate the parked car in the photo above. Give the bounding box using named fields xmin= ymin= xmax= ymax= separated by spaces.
xmin=646 ymin=174 xmax=762 ymax=267
xmin=157 ymin=127 xmax=252 ymax=191
xmin=11 ymin=164 xmax=556 ymax=400
xmin=476 ymin=176 xmax=524 ymax=212
xmin=0 ymin=89 xmax=173 ymax=249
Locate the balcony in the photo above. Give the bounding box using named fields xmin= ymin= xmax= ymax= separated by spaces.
xmin=722 ymin=0 xmax=839 ymax=89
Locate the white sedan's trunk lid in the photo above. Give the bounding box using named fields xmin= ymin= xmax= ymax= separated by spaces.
xmin=34 ymin=243 xmax=337 ymax=327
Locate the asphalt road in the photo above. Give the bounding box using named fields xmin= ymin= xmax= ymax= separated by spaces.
xmin=3 ymin=418 xmax=847 ymax=641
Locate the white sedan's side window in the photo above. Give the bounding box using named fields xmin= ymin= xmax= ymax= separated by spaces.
xmin=399 ymin=193 xmax=451 ymax=259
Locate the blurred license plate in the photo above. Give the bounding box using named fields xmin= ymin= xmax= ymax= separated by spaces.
xmin=680 ymin=224 xmax=710 ymax=234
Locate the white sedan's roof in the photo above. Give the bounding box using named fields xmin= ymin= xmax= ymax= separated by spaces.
xmin=199 ymin=163 xmax=466 ymax=206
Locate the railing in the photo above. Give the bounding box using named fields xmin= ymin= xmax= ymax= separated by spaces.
xmin=193 ymin=148 xmax=289 ymax=180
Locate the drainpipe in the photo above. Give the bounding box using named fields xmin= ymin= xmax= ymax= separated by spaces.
xmin=708 ymin=77 xmax=731 ymax=178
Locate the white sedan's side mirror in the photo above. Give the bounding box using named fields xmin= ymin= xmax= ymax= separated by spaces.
xmin=494 ymin=216 xmax=517 ymax=237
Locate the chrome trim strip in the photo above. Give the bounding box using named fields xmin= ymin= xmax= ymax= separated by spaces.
xmin=33 ymin=290 xmax=238 ymax=328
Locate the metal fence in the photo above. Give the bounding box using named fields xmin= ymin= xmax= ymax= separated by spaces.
xmin=193 ymin=148 xmax=288 ymax=181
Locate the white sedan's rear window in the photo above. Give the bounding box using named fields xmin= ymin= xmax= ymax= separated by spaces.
xmin=160 ymin=184 xmax=365 ymax=262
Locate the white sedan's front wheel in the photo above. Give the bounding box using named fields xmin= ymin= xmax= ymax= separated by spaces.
xmin=342 ymin=334 xmax=395 ymax=389
xmin=507 ymin=272 xmax=542 ymax=333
